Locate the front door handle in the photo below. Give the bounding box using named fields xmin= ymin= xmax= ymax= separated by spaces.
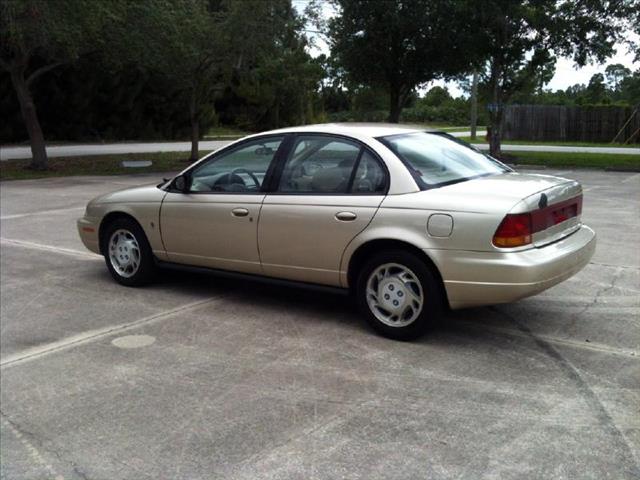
xmin=335 ymin=211 xmax=357 ymax=221
xmin=231 ymin=208 xmax=249 ymax=217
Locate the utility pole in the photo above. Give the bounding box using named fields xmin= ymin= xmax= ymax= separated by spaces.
xmin=470 ymin=71 xmax=479 ymax=141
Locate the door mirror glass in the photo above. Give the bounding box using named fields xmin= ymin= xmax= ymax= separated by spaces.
xmin=173 ymin=174 xmax=191 ymax=192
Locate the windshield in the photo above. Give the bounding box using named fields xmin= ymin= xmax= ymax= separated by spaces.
xmin=379 ymin=131 xmax=509 ymax=189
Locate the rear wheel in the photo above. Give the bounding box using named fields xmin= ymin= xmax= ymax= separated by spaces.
xmin=356 ymin=250 xmax=443 ymax=340
xmin=103 ymin=217 xmax=156 ymax=286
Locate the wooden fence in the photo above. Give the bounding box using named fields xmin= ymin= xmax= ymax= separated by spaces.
xmin=502 ymin=105 xmax=639 ymax=143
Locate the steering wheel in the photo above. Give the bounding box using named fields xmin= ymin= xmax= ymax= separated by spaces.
xmin=229 ymin=168 xmax=261 ymax=189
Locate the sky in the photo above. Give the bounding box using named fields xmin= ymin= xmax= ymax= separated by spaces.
xmin=292 ymin=0 xmax=639 ymax=98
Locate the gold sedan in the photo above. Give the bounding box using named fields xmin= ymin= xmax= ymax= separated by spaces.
xmin=78 ymin=124 xmax=596 ymax=340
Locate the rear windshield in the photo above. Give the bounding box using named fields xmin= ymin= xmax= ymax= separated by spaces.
xmin=378 ymin=131 xmax=509 ymax=189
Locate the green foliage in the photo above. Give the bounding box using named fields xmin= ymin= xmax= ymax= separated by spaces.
xmin=0 ymin=0 xmax=122 ymax=66
xmin=0 ymin=0 xmax=324 ymax=143
xmin=328 ymin=0 xmax=482 ymax=121
xmin=506 ymin=69 xmax=640 ymax=107
xmin=221 ymin=1 xmax=324 ymax=129
xmin=606 ymin=64 xmax=632 ymax=91
xmin=471 ymin=0 xmax=635 ymax=155
xmin=508 ymin=151 xmax=640 ymax=170
xmin=0 ymin=151 xmax=211 ymax=180
xmin=0 ymin=54 xmax=195 ymax=142
xmin=400 ymin=86 xmax=471 ymax=125
xmin=420 ymin=87 xmax=452 ymax=107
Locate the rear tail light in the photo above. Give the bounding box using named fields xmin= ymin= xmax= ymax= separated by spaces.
xmin=493 ymin=194 xmax=582 ymax=248
xmin=493 ymin=213 xmax=532 ymax=247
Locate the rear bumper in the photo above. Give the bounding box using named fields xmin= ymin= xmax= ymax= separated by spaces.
xmin=429 ymin=225 xmax=596 ymax=309
xmin=77 ymin=216 xmax=101 ymax=254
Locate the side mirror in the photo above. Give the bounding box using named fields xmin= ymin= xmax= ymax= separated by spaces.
xmin=173 ymin=174 xmax=191 ymax=193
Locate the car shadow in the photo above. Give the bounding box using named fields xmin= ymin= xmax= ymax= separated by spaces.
xmin=141 ymin=268 xmax=527 ymax=343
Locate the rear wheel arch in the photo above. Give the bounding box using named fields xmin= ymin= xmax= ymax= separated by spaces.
xmin=347 ymin=239 xmax=449 ymax=308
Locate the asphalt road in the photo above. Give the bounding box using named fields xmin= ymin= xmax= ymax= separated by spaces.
xmin=1 ymin=169 xmax=639 ymax=479
xmin=2 ymin=131 xmax=639 ymax=160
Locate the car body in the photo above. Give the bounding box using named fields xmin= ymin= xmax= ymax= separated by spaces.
xmin=78 ymin=123 xmax=596 ymax=339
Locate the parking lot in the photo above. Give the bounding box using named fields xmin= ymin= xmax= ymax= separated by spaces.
xmin=1 ymin=168 xmax=638 ymax=479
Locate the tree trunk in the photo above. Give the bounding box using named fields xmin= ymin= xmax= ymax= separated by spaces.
xmin=488 ymin=112 xmax=502 ymax=157
xmin=10 ymin=68 xmax=48 ymax=170
xmin=488 ymin=61 xmax=503 ymax=158
xmin=189 ymin=92 xmax=199 ymax=163
xmin=388 ymin=86 xmax=402 ymax=123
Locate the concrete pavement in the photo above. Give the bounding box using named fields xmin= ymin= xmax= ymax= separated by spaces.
xmin=1 ymin=169 xmax=639 ymax=479
xmin=2 ymin=131 xmax=638 ymax=160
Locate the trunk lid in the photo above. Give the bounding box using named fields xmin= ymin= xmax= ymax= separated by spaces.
xmin=399 ymin=172 xmax=583 ymax=251
xmin=509 ymin=176 xmax=582 ymax=247
xmin=446 ymin=172 xmax=583 ymax=247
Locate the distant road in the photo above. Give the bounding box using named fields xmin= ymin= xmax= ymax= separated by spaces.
xmin=0 ymin=140 xmax=232 ymax=161
xmin=470 ymin=143 xmax=640 ymax=155
xmin=1 ymin=131 xmax=639 ymax=160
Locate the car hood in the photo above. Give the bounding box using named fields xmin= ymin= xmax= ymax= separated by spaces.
xmin=89 ymin=183 xmax=166 ymax=205
xmin=401 ymin=172 xmax=578 ymax=214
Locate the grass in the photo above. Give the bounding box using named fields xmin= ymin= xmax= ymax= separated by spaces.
xmin=507 ymin=151 xmax=640 ymax=170
xmin=405 ymin=124 xmax=484 ymax=132
xmin=457 ymin=136 xmax=639 ymax=148
xmin=0 ymin=151 xmax=212 ymax=181
xmin=433 ymin=125 xmax=485 ymax=132
xmin=203 ymin=126 xmax=251 ymax=139
xmin=2 ymin=146 xmax=638 ymax=181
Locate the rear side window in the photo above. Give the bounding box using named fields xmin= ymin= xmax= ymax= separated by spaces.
xmin=276 ymin=135 xmax=388 ymax=194
xmin=278 ymin=136 xmax=361 ymax=193
xmin=351 ymin=151 xmax=386 ymax=194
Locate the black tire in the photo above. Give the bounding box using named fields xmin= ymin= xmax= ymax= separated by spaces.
xmin=102 ymin=217 xmax=156 ymax=287
xmin=356 ymin=250 xmax=443 ymax=340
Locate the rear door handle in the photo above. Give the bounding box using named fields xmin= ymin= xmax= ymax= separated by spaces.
xmin=231 ymin=208 xmax=249 ymax=217
xmin=335 ymin=211 xmax=357 ymax=221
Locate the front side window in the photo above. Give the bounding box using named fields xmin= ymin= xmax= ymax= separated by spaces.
xmin=379 ymin=132 xmax=508 ymax=189
xmin=278 ymin=136 xmax=361 ymax=193
xmin=190 ymin=136 xmax=284 ymax=192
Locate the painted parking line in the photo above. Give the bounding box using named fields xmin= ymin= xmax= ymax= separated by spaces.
xmin=1 ymin=414 xmax=65 ymax=480
xmin=621 ymin=173 xmax=640 ymax=184
xmin=0 ymin=206 xmax=85 ymax=221
xmin=0 ymin=237 xmax=99 ymax=260
xmin=0 ymin=297 xmax=222 ymax=369
xmin=454 ymin=320 xmax=638 ymax=358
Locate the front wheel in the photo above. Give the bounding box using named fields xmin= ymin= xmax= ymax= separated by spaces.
xmin=103 ymin=217 xmax=156 ymax=286
xmin=356 ymin=250 xmax=443 ymax=340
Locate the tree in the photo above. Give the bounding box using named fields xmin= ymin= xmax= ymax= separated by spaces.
xmin=605 ymin=63 xmax=632 ymax=92
xmin=619 ymin=69 xmax=640 ymax=106
xmin=421 ymin=86 xmax=452 ymax=107
xmin=225 ymin=0 xmax=323 ymax=129
xmin=121 ymin=0 xmax=228 ymax=162
xmin=0 ymin=0 xmax=122 ymax=169
xmin=328 ymin=0 xmax=480 ymax=122
xmin=474 ymin=0 xmax=634 ymax=157
xmin=585 ymin=73 xmax=609 ymax=104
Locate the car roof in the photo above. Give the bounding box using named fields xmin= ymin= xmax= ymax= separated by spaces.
xmin=264 ymin=123 xmax=431 ymax=139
